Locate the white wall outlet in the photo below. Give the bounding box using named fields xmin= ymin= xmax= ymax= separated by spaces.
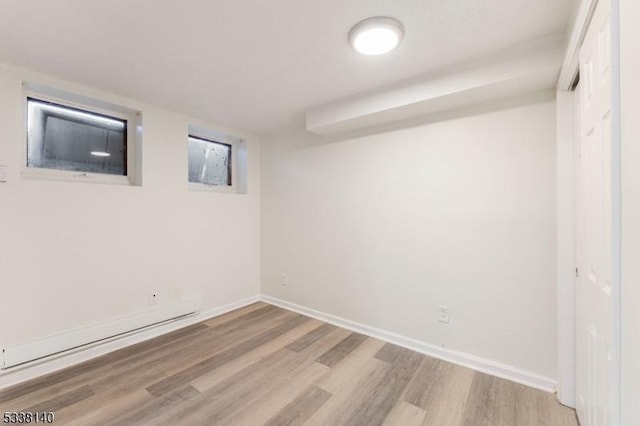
xmin=149 ymin=293 xmax=158 ymax=306
xmin=280 ymin=273 xmax=288 ymax=287
xmin=438 ymin=305 xmax=450 ymax=324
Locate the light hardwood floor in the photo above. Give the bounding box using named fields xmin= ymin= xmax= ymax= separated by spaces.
xmin=0 ymin=303 xmax=578 ymax=425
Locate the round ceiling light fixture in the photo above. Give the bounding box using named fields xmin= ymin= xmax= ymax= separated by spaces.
xmin=349 ymin=17 xmax=404 ymax=56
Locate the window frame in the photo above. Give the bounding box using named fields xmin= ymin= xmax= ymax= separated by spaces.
xmin=187 ymin=128 xmax=239 ymax=194
xmin=21 ymin=85 xmax=138 ymax=186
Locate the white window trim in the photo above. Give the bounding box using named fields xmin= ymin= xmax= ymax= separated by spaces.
xmin=21 ymin=82 xmax=140 ymax=186
xmin=188 ymin=125 xmax=242 ymax=194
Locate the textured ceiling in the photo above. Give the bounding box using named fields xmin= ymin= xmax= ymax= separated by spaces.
xmin=0 ymin=0 xmax=575 ymax=135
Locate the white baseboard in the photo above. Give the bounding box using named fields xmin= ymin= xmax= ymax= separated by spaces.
xmin=260 ymin=295 xmax=557 ymax=393
xmin=0 ymin=295 xmax=260 ymax=390
xmin=0 ymin=293 xmax=557 ymax=394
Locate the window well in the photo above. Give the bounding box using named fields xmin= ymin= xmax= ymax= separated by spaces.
xmin=188 ymin=135 xmax=232 ymax=187
xmin=27 ymin=98 xmax=127 ymax=176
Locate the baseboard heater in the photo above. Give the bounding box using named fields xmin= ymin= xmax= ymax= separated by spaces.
xmin=1 ymin=300 xmax=198 ymax=370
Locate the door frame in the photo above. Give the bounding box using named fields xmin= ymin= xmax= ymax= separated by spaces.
xmin=556 ymin=0 xmax=622 ymax=424
xmin=555 ymin=88 xmax=577 ymax=408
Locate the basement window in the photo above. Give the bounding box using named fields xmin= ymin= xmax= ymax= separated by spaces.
xmin=22 ymin=82 xmax=141 ymax=186
xmin=188 ymin=135 xmax=232 ymax=187
xmin=27 ymin=98 xmax=127 ymax=176
xmin=187 ymin=122 xmax=248 ymax=194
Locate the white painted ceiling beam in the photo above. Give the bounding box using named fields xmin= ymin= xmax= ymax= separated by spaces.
xmin=306 ymin=35 xmax=565 ymax=136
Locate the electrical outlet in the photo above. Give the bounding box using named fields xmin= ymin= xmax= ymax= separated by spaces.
xmin=149 ymin=293 xmax=158 ymax=306
xmin=280 ymin=273 xmax=288 ymax=287
xmin=438 ymin=305 xmax=450 ymax=324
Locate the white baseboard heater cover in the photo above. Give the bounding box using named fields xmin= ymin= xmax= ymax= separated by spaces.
xmin=1 ymin=300 xmax=198 ymax=370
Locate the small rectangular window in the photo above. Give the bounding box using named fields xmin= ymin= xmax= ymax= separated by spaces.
xmin=188 ymin=135 xmax=232 ymax=186
xmin=27 ymin=98 xmax=127 ymax=176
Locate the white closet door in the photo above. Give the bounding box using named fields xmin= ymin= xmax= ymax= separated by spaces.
xmin=576 ymin=0 xmax=614 ymax=424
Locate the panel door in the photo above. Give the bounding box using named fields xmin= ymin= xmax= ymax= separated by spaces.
xmin=576 ymin=0 xmax=614 ymax=424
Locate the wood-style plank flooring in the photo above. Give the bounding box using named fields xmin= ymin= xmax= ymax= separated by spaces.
xmin=0 ymin=303 xmax=578 ymax=425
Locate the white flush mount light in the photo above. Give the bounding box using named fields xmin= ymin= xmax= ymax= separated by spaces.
xmin=349 ymin=17 xmax=404 ymax=56
xmin=90 ymin=151 xmax=111 ymax=157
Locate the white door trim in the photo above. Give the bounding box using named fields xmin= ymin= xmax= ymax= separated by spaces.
xmin=556 ymin=89 xmax=577 ymax=408
xmin=558 ymin=0 xmax=599 ymax=91
xmin=609 ymin=0 xmax=622 ymax=423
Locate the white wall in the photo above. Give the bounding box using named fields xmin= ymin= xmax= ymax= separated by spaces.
xmin=619 ymin=0 xmax=640 ymax=423
xmin=0 ymin=64 xmax=261 ymax=348
xmin=261 ymin=92 xmax=558 ymax=379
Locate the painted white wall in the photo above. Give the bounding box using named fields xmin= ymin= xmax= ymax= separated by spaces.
xmin=0 ymin=63 xmax=261 ymax=349
xmin=261 ymin=92 xmax=558 ymax=379
xmin=619 ymin=0 xmax=640 ymax=424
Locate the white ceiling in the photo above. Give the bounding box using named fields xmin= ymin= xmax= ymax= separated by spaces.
xmin=0 ymin=0 xmax=576 ymax=135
